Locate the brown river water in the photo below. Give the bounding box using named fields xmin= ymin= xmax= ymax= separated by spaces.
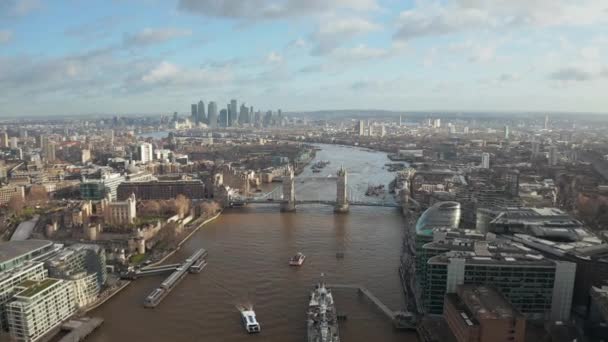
xmin=88 ymin=144 xmax=418 ymax=342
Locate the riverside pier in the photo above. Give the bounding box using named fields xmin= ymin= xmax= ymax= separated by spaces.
xmin=143 ymin=248 xmax=208 ymax=308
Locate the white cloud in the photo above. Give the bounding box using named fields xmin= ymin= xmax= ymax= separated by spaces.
xmin=177 ymin=0 xmax=378 ymax=20
xmin=266 ymin=51 xmax=283 ymax=63
xmin=0 ymin=30 xmax=12 ymax=43
xmin=131 ymin=60 xmax=234 ymax=92
xmin=394 ymin=0 xmax=608 ymax=41
xmin=310 ymin=17 xmax=381 ymax=55
xmin=141 ymin=61 xmax=181 ymax=84
xmin=123 ymin=28 xmax=192 ymax=47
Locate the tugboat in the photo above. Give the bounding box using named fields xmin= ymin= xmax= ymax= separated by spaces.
xmin=289 ymin=252 xmax=306 ymax=266
xmin=307 ymin=282 xmax=340 ymax=342
xmin=240 ymin=309 xmax=261 ymax=333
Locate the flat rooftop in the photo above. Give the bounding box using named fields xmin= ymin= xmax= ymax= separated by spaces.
xmin=0 ymin=240 xmax=53 ymax=265
xmin=458 ymin=285 xmax=522 ymax=320
xmin=16 ymin=278 xmax=60 ymax=298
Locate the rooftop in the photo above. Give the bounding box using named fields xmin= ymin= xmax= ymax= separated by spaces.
xmin=0 ymin=240 xmax=53 ymax=265
xmin=16 ymin=278 xmax=60 ymax=298
xmin=457 ymin=285 xmax=522 ymax=320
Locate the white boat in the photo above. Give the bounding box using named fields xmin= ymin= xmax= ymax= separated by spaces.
xmin=240 ymin=309 xmax=261 ymax=333
xmin=289 ymin=252 xmax=306 ymax=266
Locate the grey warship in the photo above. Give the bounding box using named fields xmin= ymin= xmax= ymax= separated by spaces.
xmin=307 ymin=282 xmax=340 ymax=342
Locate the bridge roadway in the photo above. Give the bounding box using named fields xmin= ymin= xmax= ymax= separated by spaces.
xmin=231 ymin=199 xmax=400 ymax=208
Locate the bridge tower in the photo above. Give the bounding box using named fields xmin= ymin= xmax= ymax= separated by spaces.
xmin=281 ymin=166 xmax=296 ymax=212
xmin=335 ymin=166 xmax=349 ymax=213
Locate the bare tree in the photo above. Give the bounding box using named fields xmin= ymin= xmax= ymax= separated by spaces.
xmin=27 ymin=186 xmax=48 ymax=203
xmin=140 ymin=200 xmax=161 ymax=217
xmin=8 ymin=194 xmax=25 ymax=213
xmin=199 ymin=201 xmax=220 ymax=218
xmin=175 ymin=194 xmax=191 ymax=217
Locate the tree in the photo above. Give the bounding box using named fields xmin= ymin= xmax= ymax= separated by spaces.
xmin=8 ymin=194 xmax=25 ymax=213
xmin=199 ymin=201 xmax=220 ymax=218
xmin=27 ymin=186 xmax=48 ymax=203
xmin=175 ymin=194 xmax=191 ymax=217
xmin=140 ymin=200 xmax=161 ymax=217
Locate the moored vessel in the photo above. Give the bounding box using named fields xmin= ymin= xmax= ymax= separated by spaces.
xmin=307 ymin=282 xmax=340 ymax=342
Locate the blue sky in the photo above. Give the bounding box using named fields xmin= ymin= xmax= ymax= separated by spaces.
xmin=1 ymin=0 xmax=607 ymax=116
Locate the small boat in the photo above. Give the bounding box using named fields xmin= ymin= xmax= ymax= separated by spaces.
xmin=240 ymin=309 xmax=261 ymax=333
xmin=289 ymin=252 xmax=306 ymax=266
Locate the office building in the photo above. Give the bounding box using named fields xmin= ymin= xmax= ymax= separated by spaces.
xmin=504 ymin=125 xmax=510 ymax=140
xmin=229 ymin=99 xmax=237 ymax=126
xmin=219 ymin=109 xmax=228 ymax=127
xmin=444 ymin=285 xmax=526 ymax=342
xmin=0 ymin=132 xmax=8 ymax=148
xmin=207 ymin=101 xmax=218 ymax=128
xmin=0 ymin=185 xmax=25 ymax=206
xmin=587 ymin=285 xmax=608 ymax=339
xmin=433 ymin=118 xmax=441 ymax=128
xmin=197 ymin=100 xmax=205 ymax=124
xmin=191 ymin=104 xmax=197 ymax=123
xmin=138 ymin=143 xmax=153 ymax=164
xmin=117 ymin=180 xmax=205 ymax=200
xmin=80 ymin=173 xmax=125 ymax=201
xmin=424 ymin=242 xmax=576 ymax=320
xmin=357 ymin=120 xmax=365 ymax=136
xmin=6 ymin=278 xmax=76 ymax=342
xmin=549 ymin=146 xmax=558 ymax=166
xmin=416 ymin=201 xmax=461 ymax=238
xmin=480 ymin=153 xmax=490 ymax=169
xmin=544 ymin=114 xmax=549 ymax=129
xmin=488 ymin=207 xmax=608 ymax=308
xmin=238 ymin=104 xmax=249 ymax=125
xmin=9 ymin=137 xmax=18 ymax=149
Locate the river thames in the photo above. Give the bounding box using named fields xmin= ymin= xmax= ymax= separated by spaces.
xmin=89 ymin=144 xmax=418 ymax=342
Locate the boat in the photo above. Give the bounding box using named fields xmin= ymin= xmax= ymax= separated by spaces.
xmin=307 ymin=282 xmax=340 ymax=342
xmin=289 ymin=252 xmax=306 ymax=266
xmin=240 ymin=309 xmax=261 ymax=333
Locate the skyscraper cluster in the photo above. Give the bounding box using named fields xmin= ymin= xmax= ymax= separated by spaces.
xmin=190 ymin=99 xmax=285 ymax=128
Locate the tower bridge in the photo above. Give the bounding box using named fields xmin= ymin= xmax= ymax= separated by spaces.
xmin=229 ymin=166 xmax=402 ymax=212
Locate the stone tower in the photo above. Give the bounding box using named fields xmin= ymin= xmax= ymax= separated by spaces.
xmin=281 ymin=165 xmax=296 ymax=212
xmin=335 ymin=166 xmax=349 ymax=213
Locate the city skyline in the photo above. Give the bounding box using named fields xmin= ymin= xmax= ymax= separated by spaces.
xmin=1 ymin=0 xmax=608 ymax=117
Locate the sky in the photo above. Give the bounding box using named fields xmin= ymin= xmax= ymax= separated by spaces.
xmin=1 ymin=0 xmax=608 ymax=117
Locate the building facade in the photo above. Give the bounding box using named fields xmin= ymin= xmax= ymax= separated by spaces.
xmin=117 ymin=180 xmax=205 ymax=200
xmin=6 ymin=278 xmax=76 ymax=342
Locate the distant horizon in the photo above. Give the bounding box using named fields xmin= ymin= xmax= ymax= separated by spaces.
xmin=1 ymin=108 xmax=608 ymax=121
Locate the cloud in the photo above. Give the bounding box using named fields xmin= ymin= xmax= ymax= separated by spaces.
xmin=331 ymin=44 xmax=389 ymax=61
xmin=1 ymin=0 xmax=42 ymax=16
xmin=310 ymin=17 xmax=381 ymax=55
xmin=123 ymin=28 xmax=192 ymax=47
xmin=0 ymin=30 xmax=12 ymax=43
xmin=548 ymin=67 xmax=594 ymax=81
xmin=394 ymin=0 xmax=608 ymax=41
xmin=266 ymin=51 xmax=283 ymax=63
xmin=177 ymin=0 xmax=378 ymax=20
xmin=498 ymin=73 xmax=520 ymax=82
xmin=127 ymin=60 xmax=234 ymax=92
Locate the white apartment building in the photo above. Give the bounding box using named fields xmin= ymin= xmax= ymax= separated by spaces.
xmin=6 ymin=278 xmax=76 ymax=342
